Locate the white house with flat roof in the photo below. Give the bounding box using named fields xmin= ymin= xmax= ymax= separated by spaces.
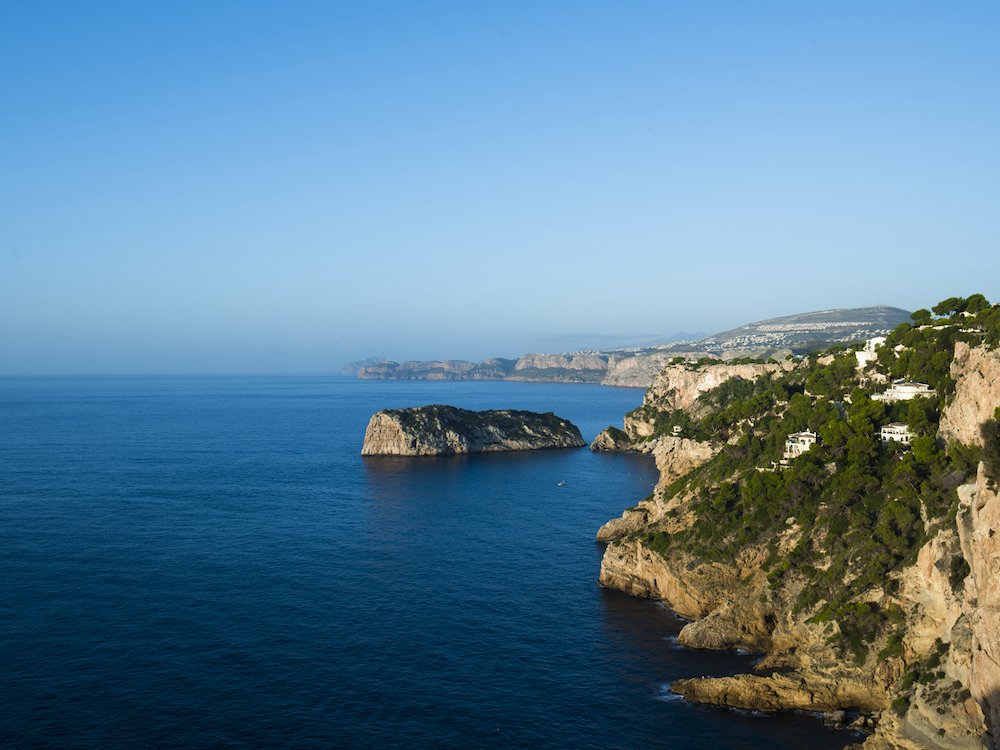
xmin=872 ymin=380 xmax=936 ymax=402
xmin=880 ymin=422 xmax=913 ymax=445
xmin=855 ymin=336 xmax=887 ymax=370
xmin=783 ymin=430 xmax=818 ymax=461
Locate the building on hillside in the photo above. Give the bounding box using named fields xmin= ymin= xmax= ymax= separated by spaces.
xmin=872 ymin=380 xmax=936 ymax=402
xmin=672 ymin=425 xmax=683 ymax=436
xmin=880 ymin=422 xmax=913 ymax=445
xmin=855 ymin=336 xmax=887 ymax=370
xmin=783 ymin=430 xmax=818 ymax=462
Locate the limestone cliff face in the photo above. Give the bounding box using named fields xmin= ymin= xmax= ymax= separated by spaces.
xmin=959 ymin=466 xmax=1000 ymax=746
xmin=361 ymin=406 xmax=585 ymax=456
xmin=643 ymin=360 xmax=794 ymax=415
xmin=595 ymin=437 xmax=720 ymax=542
xmin=598 ymin=538 xmax=732 ymax=619
xmin=650 ymin=437 xmax=721 ymax=492
xmin=940 ymin=343 xmax=1000 ymax=448
xmin=513 ymin=352 xmax=608 ymax=372
xmin=862 ymin=525 xmax=989 ymax=750
xmin=601 ymin=352 xmax=705 ymax=388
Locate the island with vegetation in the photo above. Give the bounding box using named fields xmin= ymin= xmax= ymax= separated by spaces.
xmin=595 ymin=294 xmax=1000 ymax=749
xmin=360 ymin=405 xmax=586 ymax=456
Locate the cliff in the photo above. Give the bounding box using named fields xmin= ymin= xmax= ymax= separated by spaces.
xmin=360 ymin=405 xmax=585 ymax=456
xmin=357 ymin=358 xmax=516 ymax=381
xmin=939 ymin=341 xmax=1000 ymax=448
xmin=642 ymin=359 xmax=796 ymax=415
xmin=596 ymin=297 xmax=1000 ymax=750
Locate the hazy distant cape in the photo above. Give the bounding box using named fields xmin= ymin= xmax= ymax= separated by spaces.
xmin=351 ymin=305 xmax=911 ymax=389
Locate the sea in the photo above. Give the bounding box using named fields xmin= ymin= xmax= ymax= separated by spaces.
xmin=0 ymin=376 xmax=859 ymax=749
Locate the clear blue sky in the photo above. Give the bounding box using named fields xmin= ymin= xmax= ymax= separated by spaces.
xmin=3 ymin=1 xmax=999 ymax=374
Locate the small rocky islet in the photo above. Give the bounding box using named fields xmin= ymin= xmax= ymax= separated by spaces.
xmin=360 ymin=404 xmax=585 ymax=456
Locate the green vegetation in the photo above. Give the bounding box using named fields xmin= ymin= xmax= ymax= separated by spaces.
xmin=604 ymin=426 xmax=630 ymax=443
xmin=632 ymin=295 xmax=998 ymax=661
xmin=982 ymin=416 xmax=1000 ymax=484
xmin=949 ymin=553 xmax=971 ymax=592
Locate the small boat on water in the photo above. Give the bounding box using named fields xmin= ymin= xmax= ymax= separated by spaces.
xmin=557 ymin=480 xmax=567 ymax=487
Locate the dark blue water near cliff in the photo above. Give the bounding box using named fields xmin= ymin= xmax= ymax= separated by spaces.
xmin=1 ymin=377 xmax=857 ymax=749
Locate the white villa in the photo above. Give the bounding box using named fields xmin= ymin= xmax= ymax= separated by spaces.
xmin=783 ymin=430 xmax=818 ymax=461
xmin=855 ymin=336 xmax=887 ymax=370
xmin=872 ymin=380 xmax=936 ymax=402
xmin=672 ymin=425 xmax=683 ymax=436
xmin=880 ymin=422 xmax=913 ymax=445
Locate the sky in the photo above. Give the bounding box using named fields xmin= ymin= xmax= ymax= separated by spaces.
xmin=2 ymin=1 xmax=999 ymax=374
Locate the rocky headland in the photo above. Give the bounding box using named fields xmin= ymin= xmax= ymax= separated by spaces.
xmin=596 ymin=295 xmax=1000 ymax=749
xmin=360 ymin=405 xmax=585 ymax=456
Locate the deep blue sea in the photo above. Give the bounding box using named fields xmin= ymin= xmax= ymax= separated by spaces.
xmin=1 ymin=376 xmax=858 ymax=749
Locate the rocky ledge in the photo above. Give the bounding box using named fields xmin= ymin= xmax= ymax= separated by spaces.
xmin=360 ymin=405 xmax=586 ymax=456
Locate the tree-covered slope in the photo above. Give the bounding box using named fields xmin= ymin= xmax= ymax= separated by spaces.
xmin=599 ymin=294 xmax=1000 ymax=748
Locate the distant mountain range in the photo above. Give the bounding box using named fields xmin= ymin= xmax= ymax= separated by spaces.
xmin=346 ymin=305 xmax=912 ymax=388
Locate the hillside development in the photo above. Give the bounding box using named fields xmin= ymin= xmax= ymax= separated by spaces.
xmin=595 ymin=294 xmax=1000 ymax=749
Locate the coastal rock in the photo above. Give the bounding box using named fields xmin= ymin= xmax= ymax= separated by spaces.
xmin=594 ymin=437 xmax=720 ymax=541
xmin=590 ymin=427 xmax=635 ymax=452
xmin=671 ymin=673 xmax=887 ymax=713
xmin=598 ymin=538 xmax=721 ymax=618
xmin=595 ymin=508 xmax=650 ymax=542
xmin=360 ymin=405 xmax=585 ymax=456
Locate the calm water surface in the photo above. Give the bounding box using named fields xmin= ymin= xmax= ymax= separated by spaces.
xmin=0 ymin=377 xmax=858 ymax=748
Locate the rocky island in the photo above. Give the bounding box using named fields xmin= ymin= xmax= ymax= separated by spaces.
xmin=360 ymin=405 xmax=586 ymax=456
xmin=594 ymin=294 xmax=1000 ymax=749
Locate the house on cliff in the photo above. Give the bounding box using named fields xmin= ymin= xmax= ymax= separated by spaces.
xmin=872 ymin=380 xmax=935 ymax=402
xmin=880 ymin=422 xmax=913 ymax=445
xmin=781 ymin=430 xmax=818 ymax=464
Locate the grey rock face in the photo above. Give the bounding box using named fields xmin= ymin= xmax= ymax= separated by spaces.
xmin=360 ymin=405 xmax=586 ymax=456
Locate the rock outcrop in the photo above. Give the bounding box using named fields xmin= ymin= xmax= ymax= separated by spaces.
xmin=643 ymin=360 xmax=794 ymax=415
xmin=940 ymin=342 xmax=1000 ymax=448
xmin=360 ymin=405 xmax=585 ymax=456
xmin=589 ymin=427 xmax=634 ymax=452
xmin=601 ymin=352 xmax=707 ymax=388
xmin=671 ymin=672 xmax=887 ymax=713
xmin=595 ymin=437 xmax=720 ymax=541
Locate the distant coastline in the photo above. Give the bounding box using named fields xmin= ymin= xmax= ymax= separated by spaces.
xmin=346 ymin=305 xmax=911 ymax=389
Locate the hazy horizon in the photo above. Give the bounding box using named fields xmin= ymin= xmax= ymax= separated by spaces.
xmin=3 ymin=3 xmax=998 ymax=375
